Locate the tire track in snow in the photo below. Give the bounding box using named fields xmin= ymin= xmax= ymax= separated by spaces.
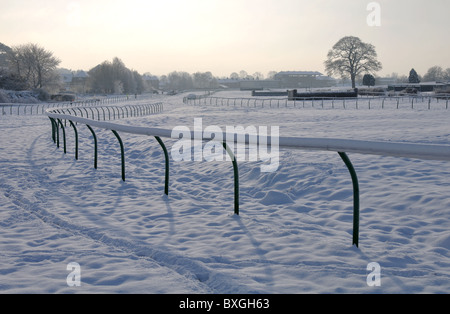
xmin=0 ymin=131 xmax=255 ymax=293
xmin=1 ymin=179 xmax=242 ymax=292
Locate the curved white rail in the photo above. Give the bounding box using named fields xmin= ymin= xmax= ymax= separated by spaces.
xmin=46 ymin=110 xmax=450 ymax=162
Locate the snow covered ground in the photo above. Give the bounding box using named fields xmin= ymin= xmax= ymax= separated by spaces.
xmin=1 ymin=90 xmax=449 ymax=294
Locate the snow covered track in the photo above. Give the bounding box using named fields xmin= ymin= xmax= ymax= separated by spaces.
xmin=2 ymin=91 xmax=450 ymax=293
xmin=45 ymin=104 xmax=450 ymax=248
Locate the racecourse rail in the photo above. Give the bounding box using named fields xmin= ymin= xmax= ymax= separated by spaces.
xmin=1 ymin=95 xmax=140 ymax=116
xmin=44 ymin=102 xmax=450 ymax=248
xmin=183 ymin=94 xmax=450 ymax=110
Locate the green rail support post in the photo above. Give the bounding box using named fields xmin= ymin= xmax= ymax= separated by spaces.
xmin=222 ymin=142 xmax=239 ymax=215
xmin=112 ymin=130 xmax=125 ymax=181
xmin=154 ymin=136 xmax=169 ymax=195
xmin=338 ymin=152 xmax=360 ymax=247
xmin=69 ymin=120 xmax=79 ymax=160
xmin=57 ymin=119 xmax=67 ymax=154
xmin=86 ymin=125 xmax=98 ymax=169
xmin=49 ymin=117 xmax=57 ymax=143
xmin=55 ymin=119 xmax=60 ymax=147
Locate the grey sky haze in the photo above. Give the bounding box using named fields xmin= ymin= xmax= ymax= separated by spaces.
xmin=1 ymin=0 xmax=449 ymax=78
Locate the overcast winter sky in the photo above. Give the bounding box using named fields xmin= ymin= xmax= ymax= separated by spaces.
xmin=1 ymin=0 xmax=449 ymax=78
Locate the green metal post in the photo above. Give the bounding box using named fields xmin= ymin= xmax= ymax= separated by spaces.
xmin=112 ymin=130 xmax=125 ymax=181
xmin=69 ymin=120 xmax=78 ymax=160
xmin=49 ymin=117 xmax=56 ymax=143
xmin=222 ymin=142 xmax=239 ymax=215
xmin=57 ymin=119 xmax=66 ymax=154
xmin=338 ymin=152 xmax=360 ymax=247
xmin=154 ymin=136 xmax=169 ymax=195
xmin=55 ymin=119 xmax=60 ymax=147
xmin=86 ymin=125 xmax=98 ymax=169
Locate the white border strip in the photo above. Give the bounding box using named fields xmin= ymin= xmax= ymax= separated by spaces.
xmin=46 ymin=111 xmax=450 ymax=162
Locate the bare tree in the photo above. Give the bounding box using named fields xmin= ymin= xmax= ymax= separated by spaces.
xmin=88 ymin=57 xmax=145 ymax=94
xmin=445 ymin=68 xmax=450 ymax=81
xmin=0 ymin=42 xmax=13 ymax=69
xmin=239 ymin=70 xmax=249 ymax=79
xmin=423 ymin=66 xmax=445 ymax=82
xmin=7 ymin=43 xmax=61 ymax=90
xmin=324 ymin=36 xmax=382 ymax=88
xmin=88 ymin=60 xmax=114 ymax=93
xmin=167 ymin=71 xmax=193 ymax=91
xmin=193 ymin=72 xmax=217 ymax=89
xmin=253 ymin=72 xmax=264 ymax=80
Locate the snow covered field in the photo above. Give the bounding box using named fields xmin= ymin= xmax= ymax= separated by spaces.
xmin=1 ymin=90 xmax=449 ymax=294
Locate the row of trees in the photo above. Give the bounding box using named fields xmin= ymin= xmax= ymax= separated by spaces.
xmin=88 ymin=57 xmax=145 ymax=94
xmin=159 ymin=71 xmax=219 ymax=91
xmin=89 ymin=66 xmax=221 ymax=93
xmin=408 ymin=66 xmax=450 ymax=83
xmin=361 ymin=66 xmax=450 ymax=88
xmin=0 ymin=42 xmax=221 ymax=94
xmin=228 ymin=70 xmax=273 ymax=80
xmin=0 ymin=43 xmax=154 ymax=94
xmin=1 ymin=39 xmax=449 ymax=95
xmin=86 ymin=59 xmax=450 ymax=92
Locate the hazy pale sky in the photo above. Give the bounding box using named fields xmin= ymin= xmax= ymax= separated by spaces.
xmin=1 ymin=0 xmax=449 ymax=77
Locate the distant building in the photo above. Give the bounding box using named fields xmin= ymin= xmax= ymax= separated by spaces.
xmin=70 ymin=70 xmax=89 ymax=93
xmin=56 ymin=69 xmax=89 ymax=93
xmin=239 ymin=80 xmax=282 ymax=90
xmin=217 ymin=78 xmax=242 ymax=89
xmin=274 ymin=71 xmax=336 ymax=88
xmin=218 ymin=71 xmax=337 ymax=90
xmin=434 ymin=81 xmax=450 ymax=94
xmin=375 ymin=77 xmax=398 ymax=86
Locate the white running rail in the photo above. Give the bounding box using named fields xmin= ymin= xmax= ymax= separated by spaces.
xmin=45 ymin=108 xmax=450 ymax=247
xmin=46 ymin=111 xmax=450 ymax=161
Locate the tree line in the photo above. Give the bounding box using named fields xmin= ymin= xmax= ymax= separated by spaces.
xmin=406 ymin=66 xmax=450 ymax=83
xmin=88 ymin=57 xmax=145 ymax=94
xmin=1 ymin=40 xmax=449 ymax=95
xmin=0 ymin=42 xmax=221 ymax=94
